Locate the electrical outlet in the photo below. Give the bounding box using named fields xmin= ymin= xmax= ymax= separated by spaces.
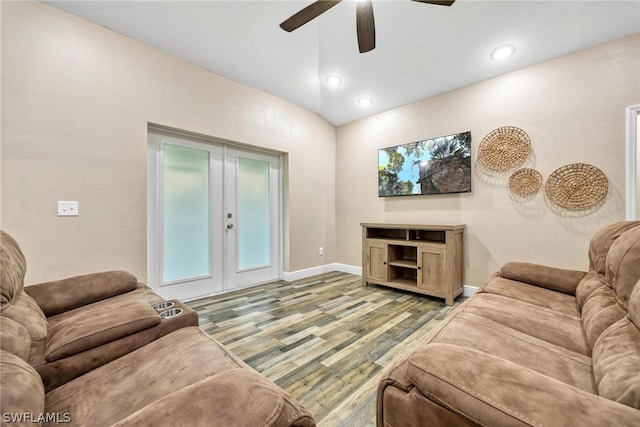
xmin=58 ymin=201 xmax=79 ymax=217
xmin=319 ymin=247 xmax=324 ymax=256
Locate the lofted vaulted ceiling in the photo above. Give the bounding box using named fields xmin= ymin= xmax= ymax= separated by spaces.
xmin=45 ymin=0 xmax=640 ymax=126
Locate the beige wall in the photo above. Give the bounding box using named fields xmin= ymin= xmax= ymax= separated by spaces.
xmin=336 ymin=34 xmax=640 ymax=286
xmin=1 ymin=1 xmax=336 ymax=284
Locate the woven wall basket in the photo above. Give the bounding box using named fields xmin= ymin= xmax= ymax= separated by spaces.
xmin=478 ymin=126 xmax=531 ymax=172
xmin=545 ymin=163 xmax=608 ymax=210
xmin=509 ymin=168 xmax=542 ymax=196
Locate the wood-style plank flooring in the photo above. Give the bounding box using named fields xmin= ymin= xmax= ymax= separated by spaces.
xmin=186 ymin=272 xmax=465 ymax=427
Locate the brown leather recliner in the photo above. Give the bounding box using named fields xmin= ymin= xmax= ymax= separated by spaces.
xmin=0 ymin=230 xmax=315 ymax=426
xmin=0 ymin=230 xmax=198 ymax=391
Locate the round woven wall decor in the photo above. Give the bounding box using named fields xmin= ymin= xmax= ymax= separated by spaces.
xmin=545 ymin=163 xmax=608 ymax=210
xmin=478 ymin=126 xmax=531 ymax=172
xmin=509 ymin=168 xmax=542 ymax=196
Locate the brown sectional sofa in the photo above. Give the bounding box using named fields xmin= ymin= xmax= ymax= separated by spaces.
xmin=378 ymin=221 xmax=640 ymax=426
xmin=0 ymin=230 xmax=315 ymax=426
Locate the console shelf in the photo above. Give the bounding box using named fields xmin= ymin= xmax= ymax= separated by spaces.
xmin=361 ymin=223 xmax=465 ymax=305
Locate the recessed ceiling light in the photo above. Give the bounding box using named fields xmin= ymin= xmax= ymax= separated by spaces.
xmin=358 ymin=97 xmax=373 ymax=107
xmin=326 ymin=74 xmax=342 ymax=87
xmin=490 ymin=44 xmax=516 ymax=61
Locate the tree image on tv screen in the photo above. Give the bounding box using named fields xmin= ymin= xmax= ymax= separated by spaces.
xmin=378 ymin=131 xmax=471 ymax=197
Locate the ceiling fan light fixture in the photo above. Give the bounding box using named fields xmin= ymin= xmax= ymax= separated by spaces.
xmin=358 ymin=97 xmax=373 ymax=107
xmin=490 ymin=44 xmax=516 ymax=61
xmin=326 ymin=74 xmax=343 ymax=87
xmin=280 ymin=0 xmax=455 ymax=53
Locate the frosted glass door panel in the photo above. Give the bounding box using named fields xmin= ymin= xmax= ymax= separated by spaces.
xmin=225 ymin=147 xmax=280 ymax=290
xmin=149 ymin=131 xmax=279 ymax=299
xmin=163 ymin=144 xmax=210 ymax=282
xmin=238 ymin=157 xmax=270 ymax=270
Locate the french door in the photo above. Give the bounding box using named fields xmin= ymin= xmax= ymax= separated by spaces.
xmin=147 ymin=131 xmax=281 ymax=300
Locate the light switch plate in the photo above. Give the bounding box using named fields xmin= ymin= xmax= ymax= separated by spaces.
xmin=58 ymin=201 xmax=79 ymax=216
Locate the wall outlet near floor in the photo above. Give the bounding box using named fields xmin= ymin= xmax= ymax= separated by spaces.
xmin=58 ymin=201 xmax=79 ymax=216
xmin=319 ymin=247 xmax=324 ymax=256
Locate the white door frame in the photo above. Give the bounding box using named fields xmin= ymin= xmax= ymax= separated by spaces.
xmin=147 ymin=127 xmax=282 ymax=299
xmin=626 ymin=104 xmax=640 ymax=220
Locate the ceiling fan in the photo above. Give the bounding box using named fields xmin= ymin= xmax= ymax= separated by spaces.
xmin=279 ymin=0 xmax=456 ymax=53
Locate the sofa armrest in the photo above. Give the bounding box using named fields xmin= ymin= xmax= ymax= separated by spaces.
xmin=110 ymin=369 xmax=315 ymax=427
xmin=406 ymin=343 xmax=640 ymax=426
xmin=45 ymin=300 xmax=160 ymax=362
xmin=24 ymin=271 xmax=139 ymax=316
xmin=498 ymin=261 xmax=587 ymax=295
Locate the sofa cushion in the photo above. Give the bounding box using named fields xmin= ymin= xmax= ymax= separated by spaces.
xmin=0 ymin=230 xmax=27 ymax=308
xmin=405 ymin=343 xmax=640 ymax=427
xmin=111 ymin=369 xmax=315 ymax=427
xmin=45 ymin=327 xmax=251 ymax=426
xmin=0 ymin=316 xmax=31 ymax=361
xmin=45 ymin=284 xmax=160 ymax=331
xmin=593 ymin=264 xmax=640 ymax=409
xmin=430 ymin=311 xmax=595 ymax=392
xmin=46 ymin=300 xmax=161 ymax=362
xmin=38 ymin=299 xmax=198 ymax=392
xmin=24 ymin=271 xmax=139 ymax=317
xmin=605 ymin=225 xmax=640 ymax=310
xmin=592 ymin=281 xmax=640 ymax=409
xmin=481 ymin=275 xmax=579 ymax=316
xmin=462 ymin=292 xmax=589 ymax=355
xmin=576 ymin=272 xmax=604 ymax=310
xmin=0 ymin=350 xmax=45 ymax=423
xmin=592 ymin=317 xmax=640 ymax=409
xmin=1 ymin=292 xmax=48 ymax=366
xmin=588 ymin=221 xmax=640 ymax=276
xmin=581 ymin=282 xmax=627 ymax=350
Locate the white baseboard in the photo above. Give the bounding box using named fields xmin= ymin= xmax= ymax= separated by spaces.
xmin=332 ymin=263 xmax=363 ymax=276
xmin=282 ymin=263 xmax=362 ymax=282
xmin=280 ymin=264 xmax=335 ymax=282
xmin=463 ymin=285 xmax=479 ymax=297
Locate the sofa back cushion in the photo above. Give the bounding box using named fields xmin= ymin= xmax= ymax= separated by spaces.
xmin=1 ymin=293 xmax=48 ymax=366
xmin=1 ymin=231 xmax=27 ymax=309
xmin=592 ymin=315 xmax=640 ymax=408
xmin=0 ymin=350 xmax=45 ymax=421
xmin=577 ymin=223 xmax=640 ymax=350
xmin=591 ymin=226 xmax=640 ymax=409
xmin=592 ymin=317 xmax=640 ymax=409
xmin=578 ymin=221 xmax=639 ymax=308
xmin=0 ymin=231 xmax=48 ymax=365
xmin=587 ymin=221 xmax=639 ymax=277
xmin=575 ymin=272 xmax=602 ymax=308
xmin=0 ymin=316 xmax=31 ymax=361
xmin=605 ymin=225 xmax=640 ymax=310
xmin=580 ymin=282 xmax=626 ymax=350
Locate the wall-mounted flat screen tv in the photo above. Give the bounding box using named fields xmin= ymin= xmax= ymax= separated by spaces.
xmin=378 ymin=131 xmax=471 ymax=197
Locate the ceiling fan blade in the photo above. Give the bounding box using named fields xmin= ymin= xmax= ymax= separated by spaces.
xmin=411 ymin=0 xmax=456 ymax=6
xmin=280 ymin=0 xmax=342 ymax=32
xmin=356 ymin=0 xmax=375 ymax=53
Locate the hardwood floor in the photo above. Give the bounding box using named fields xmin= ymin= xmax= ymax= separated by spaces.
xmin=186 ymin=272 xmax=465 ymax=426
